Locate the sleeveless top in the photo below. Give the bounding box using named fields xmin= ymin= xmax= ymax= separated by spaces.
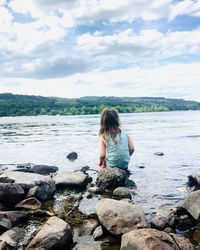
xmin=106 ymin=130 xmax=130 ymax=169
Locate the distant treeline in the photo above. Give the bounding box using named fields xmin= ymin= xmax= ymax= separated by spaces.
xmin=0 ymin=93 xmax=200 ymax=117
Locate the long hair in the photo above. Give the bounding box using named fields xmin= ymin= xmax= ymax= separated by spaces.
xmin=99 ymin=108 xmax=121 ymax=145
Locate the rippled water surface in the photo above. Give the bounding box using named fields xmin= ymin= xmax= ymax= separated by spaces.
xmin=0 ymin=111 xmax=200 ymax=218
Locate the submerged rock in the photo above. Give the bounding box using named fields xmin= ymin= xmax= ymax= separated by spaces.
xmin=96 ymin=198 xmax=148 ymax=235
xmin=96 ymin=167 xmax=127 ymax=190
xmin=74 ymin=219 xmax=99 ymax=237
xmin=182 ymin=190 xmax=200 ymax=220
xmin=151 ymin=205 xmax=175 ymax=230
xmin=0 ymin=183 xmax=25 ymax=205
xmin=15 ymin=197 xmax=41 ymax=210
xmin=121 ymin=228 xmax=193 ymax=250
xmin=67 ymin=152 xmax=78 ymax=160
xmin=53 ymin=171 xmax=90 ymax=188
xmin=154 ymin=152 xmax=164 ymax=156
xmin=113 ymin=187 xmax=132 ymax=199
xmin=26 ymin=216 xmax=73 ymax=250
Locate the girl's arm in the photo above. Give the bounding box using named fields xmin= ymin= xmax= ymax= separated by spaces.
xmin=128 ymin=135 xmax=135 ymax=156
xmin=99 ymin=136 xmax=106 ymax=166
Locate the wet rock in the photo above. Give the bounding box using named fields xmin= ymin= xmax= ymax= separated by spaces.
xmin=125 ymin=179 xmax=136 ymax=189
xmin=93 ymin=226 xmax=103 ymax=240
xmin=27 ymin=181 xmax=56 ymax=201
xmin=0 ymin=177 xmax=14 ymax=183
xmin=0 ymin=211 xmax=28 ymax=227
xmin=0 ymin=171 xmax=55 ymax=194
xmin=154 ymin=152 xmax=164 ymax=156
xmin=151 ymin=205 xmax=175 ymax=230
xmin=53 ymin=171 xmax=90 ymax=188
xmin=121 ymin=228 xmax=193 ymax=250
xmin=0 ymin=218 xmax=12 ymax=234
xmin=17 ymin=163 xmax=31 ymax=169
xmin=0 ymin=183 xmax=25 ymax=205
xmin=74 ymin=166 xmax=90 ymax=174
xmin=74 ymin=235 xmax=101 ymax=250
xmin=188 ymin=170 xmax=200 ymax=187
xmin=15 ymin=197 xmax=41 ymax=210
xmin=88 ymin=186 xmax=102 ymax=194
xmin=182 ymin=190 xmax=200 ymax=220
xmin=113 ymin=187 xmax=132 ymax=199
xmin=96 ymin=167 xmax=127 ymax=190
xmin=96 ymin=198 xmax=148 ymax=235
xmin=75 ymin=219 xmax=99 ymax=237
xmin=26 ymin=216 xmax=73 ymax=250
xmin=67 ymin=152 xmax=78 ymax=160
xmin=0 ymin=227 xmax=26 ymax=249
xmin=29 ymin=165 xmax=58 ymax=175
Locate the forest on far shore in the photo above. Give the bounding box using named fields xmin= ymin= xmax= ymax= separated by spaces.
xmin=0 ymin=93 xmax=200 ymax=117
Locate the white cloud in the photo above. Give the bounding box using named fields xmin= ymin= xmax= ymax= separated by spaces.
xmin=1 ymin=63 xmax=200 ymax=101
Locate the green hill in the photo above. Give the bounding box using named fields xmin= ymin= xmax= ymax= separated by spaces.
xmin=0 ymin=93 xmax=199 ymax=117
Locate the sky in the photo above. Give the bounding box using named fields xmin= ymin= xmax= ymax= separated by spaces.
xmin=0 ymin=0 xmax=200 ymax=101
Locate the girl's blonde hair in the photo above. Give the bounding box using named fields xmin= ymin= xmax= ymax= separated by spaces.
xmin=99 ymin=108 xmax=121 ymax=145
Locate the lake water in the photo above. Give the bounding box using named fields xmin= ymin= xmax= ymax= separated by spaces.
xmin=0 ymin=111 xmax=200 ymax=219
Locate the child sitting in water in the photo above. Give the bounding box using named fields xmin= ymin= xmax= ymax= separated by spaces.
xmin=98 ymin=108 xmax=134 ymax=169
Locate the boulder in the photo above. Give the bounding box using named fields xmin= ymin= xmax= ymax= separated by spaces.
xmin=188 ymin=170 xmax=200 ymax=187
xmin=27 ymin=182 xmax=56 ymax=201
xmin=0 ymin=211 xmax=28 ymax=227
xmin=96 ymin=167 xmax=127 ymax=190
xmin=93 ymin=226 xmax=104 ymax=240
xmin=96 ymin=198 xmax=148 ymax=235
xmin=113 ymin=187 xmax=132 ymax=199
xmin=53 ymin=171 xmax=89 ymax=188
xmin=0 ymin=227 xmax=26 ymax=249
xmin=66 ymin=152 xmax=78 ymax=160
xmin=0 ymin=218 xmax=12 ymax=234
xmin=0 ymin=183 xmax=24 ymax=205
xmin=121 ymin=228 xmax=193 ymax=250
xmin=0 ymin=171 xmax=55 ymax=199
xmin=182 ymin=190 xmax=200 ymax=220
xmin=15 ymin=197 xmax=41 ymax=210
xmin=26 ymin=216 xmax=73 ymax=250
xmin=75 ymin=219 xmax=99 ymax=237
xmin=30 ymin=165 xmax=58 ymax=175
xmin=151 ymin=205 xmax=175 ymax=230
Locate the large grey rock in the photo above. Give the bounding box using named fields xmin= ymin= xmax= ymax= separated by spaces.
xmin=113 ymin=187 xmax=132 ymax=199
xmin=96 ymin=167 xmax=127 ymax=190
xmin=0 ymin=171 xmax=55 ymax=201
xmin=15 ymin=197 xmax=41 ymax=210
xmin=182 ymin=190 xmax=200 ymax=220
xmin=0 ymin=183 xmax=24 ymax=205
xmin=121 ymin=228 xmax=193 ymax=250
xmin=26 ymin=216 xmax=73 ymax=250
xmin=151 ymin=205 xmax=175 ymax=230
xmin=188 ymin=170 xmax=200 ymax=186
xmin=96 ymin=198 xmax=148 ymax=235
xmin=0 ymin=211 xmax=28 ymax=227
xmin=0 ymin=227 xmax=26 ymax=248
xmin=53 ymin=171 xmax=89 ymax=188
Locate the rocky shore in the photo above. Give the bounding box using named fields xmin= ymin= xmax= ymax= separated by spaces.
xmin=0 ymin=160 xmax=200 ymax=249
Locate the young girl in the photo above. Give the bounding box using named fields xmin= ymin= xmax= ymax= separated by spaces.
xmin=99 ymin=108 xmax=134 ymax=169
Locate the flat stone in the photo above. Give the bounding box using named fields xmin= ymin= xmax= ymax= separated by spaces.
xmin=96 ymin=198 xmax=148 ymax=235
xmin=53 ymin=171 xmax=89 ymax=188
xmin=30 ymin=165 xmax=58 ymax=175
xmin=15 ymin=197 xmax=41 ymax=210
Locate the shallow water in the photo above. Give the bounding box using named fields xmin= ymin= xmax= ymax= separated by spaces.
xmin=0 ymin=111 xmax=200 ymax=220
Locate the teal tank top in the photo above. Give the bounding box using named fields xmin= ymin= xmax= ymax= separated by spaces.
xmin=106 ymin=130 xmax=130 ymax=169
